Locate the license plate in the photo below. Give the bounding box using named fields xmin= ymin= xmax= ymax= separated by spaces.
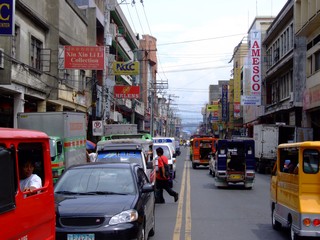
xmin=67 ymin=233 xmax=95 ymax=240
xmin=229 ymin=174 xmax=243 ymax=180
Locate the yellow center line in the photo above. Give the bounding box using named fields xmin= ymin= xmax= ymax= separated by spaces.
xmin=185 ymin=160 xmax=192 ymax=240
xmin=173 ymin=160 xmax=187 ymax=240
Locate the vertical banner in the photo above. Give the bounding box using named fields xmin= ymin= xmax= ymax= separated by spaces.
xmin=221 ymin=84 xmax=228 ymax=122
xmin=250 ymin=31 xmax=261 ymax=95
xmin=0 ymin=0 xmax=15 ymax=36
xmin=234 ymin=67 xmax=241 ymax=118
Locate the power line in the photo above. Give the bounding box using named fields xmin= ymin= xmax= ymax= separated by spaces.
xmin=158 ymin=33 xmax=246 ymax=46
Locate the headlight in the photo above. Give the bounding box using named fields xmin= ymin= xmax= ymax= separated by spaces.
xmin=109 ymin=209 xmax=138 ymax=225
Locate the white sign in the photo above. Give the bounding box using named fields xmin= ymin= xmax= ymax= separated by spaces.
xmin=241 ymin=95 xmax=261 ymax=105
xmin=92 ymin=121 xmax=103 ymax=136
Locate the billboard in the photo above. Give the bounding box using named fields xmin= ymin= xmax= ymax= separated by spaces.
xmin=64 ymin=46 xmax=105 ymax=70
xmin=0 ymin=0 xmax=15 ymax=36
xmin=112 ymin=61 xmax=139 ymax=75
xmin=114 ymin=86 xmax=140 ymax=99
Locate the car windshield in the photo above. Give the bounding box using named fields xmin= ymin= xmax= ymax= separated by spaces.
xmin=96 ymin=150 xmax=143 ymax=166
xmin=54 ymin=167 xmax=136 ymax=195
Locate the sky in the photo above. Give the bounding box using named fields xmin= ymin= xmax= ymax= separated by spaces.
xmin=119 ymin=0 xmax=288 ymax=133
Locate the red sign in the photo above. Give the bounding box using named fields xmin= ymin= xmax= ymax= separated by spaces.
xmin=64 ymin=46 xmax=105 ymax=70
xmin=114 ymin=86 xmax=140 ymax=99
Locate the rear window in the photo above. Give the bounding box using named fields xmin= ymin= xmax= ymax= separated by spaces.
xmin=96 ymin=150 xmax=143 ymax=166
xmin=153 ymin=146 xmax=171 ymax=159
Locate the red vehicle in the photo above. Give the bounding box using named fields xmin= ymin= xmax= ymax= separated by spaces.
xmin=0 ymin=128 xmax=55 ymax=239
xmin=190 ymin=136 xmax=218 ymax=169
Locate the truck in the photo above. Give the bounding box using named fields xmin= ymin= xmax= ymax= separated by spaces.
xmin=101 ymin=124 xmax=152 ymax=141
xmin=253 ymin=124 xmax=313 ymax=174
xmin=17 ymin=112 xmax=87 ymax=183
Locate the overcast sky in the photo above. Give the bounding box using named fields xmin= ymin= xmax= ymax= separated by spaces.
xmin=120 ymin=0 xmax=288 ymax=132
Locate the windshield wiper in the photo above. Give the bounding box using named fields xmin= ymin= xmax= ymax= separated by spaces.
xmin=55 ymin=190 xmax=78 ymax=195
xmin=85 ymin=191 xmax=128 ymax=195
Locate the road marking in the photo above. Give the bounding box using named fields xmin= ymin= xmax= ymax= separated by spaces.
xmin=173 ymin=158 xmax=192 ymax=240
xmin=185 ymin=160 xmax=192 ymax=240
xmin=173 ymin=160 xmax=186 ymax=240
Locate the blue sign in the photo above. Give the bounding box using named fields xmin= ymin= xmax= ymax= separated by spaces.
xmin=153 ymin=138 xmax=173 ymax=143
xmin=221 ymin=84 xmax=228 ymax=122
xmin=0 ymin=0 xmax=15 ymax=36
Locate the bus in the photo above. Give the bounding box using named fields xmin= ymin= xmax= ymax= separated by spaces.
xmin=0 ymin=128 xmax=55 ymax=239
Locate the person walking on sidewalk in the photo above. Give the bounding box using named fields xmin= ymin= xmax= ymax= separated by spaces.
xmin=155 ymin=147 xmax=179 ymax=203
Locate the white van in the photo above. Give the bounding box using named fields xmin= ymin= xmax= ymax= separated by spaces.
xmin=153 ymin=142 xmax=177 ymax=179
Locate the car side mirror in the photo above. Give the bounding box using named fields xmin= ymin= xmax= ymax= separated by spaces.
xmin=142 ymin=183 xmax=154 ymax=193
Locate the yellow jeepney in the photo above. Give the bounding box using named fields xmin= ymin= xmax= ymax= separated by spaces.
xmin=270 ymin=141 xmax=320 ymax=240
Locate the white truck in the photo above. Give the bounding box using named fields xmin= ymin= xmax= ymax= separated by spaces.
xmin=17 ymin=112 xmax=87 ymax=183
xmin=101 ymin=124 xmax=152 ymax=141
xmin=253 ymin=124 xmax=313 ymax=173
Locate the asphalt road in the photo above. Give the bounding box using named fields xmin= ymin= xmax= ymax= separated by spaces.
xmin=150 ymin=146 xmax=292 ymax=240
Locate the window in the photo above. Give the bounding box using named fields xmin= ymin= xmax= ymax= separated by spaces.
xmin=303 ymin=149 xmax=319 ymax=174
xmin=315 ymin=51 xmax=320 ymax=72
xmin=18 ymin=143 xmax=45 ymax=188
xmin=79 ymin=70 xmax=85 ymax=91
xmin=12 ymin=25 xmax=20 ymax=60
xmin=0 ymin=146 xmax=16 ymax=214
xmin=279 ymin=147 xmax=299 ymax=174
xmin=137 ymin=167 xmax=148 ymax=189
xmin=30 ymin=36 xmax=42 ymax=70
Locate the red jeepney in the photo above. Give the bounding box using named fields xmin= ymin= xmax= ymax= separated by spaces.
xmin=0 ymin=128 xmax=55 ymax=239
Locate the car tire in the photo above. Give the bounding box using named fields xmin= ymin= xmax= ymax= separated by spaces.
xmin=290 ymin=222 xmax=300 ymax=240
xmin=271 ymin=207 xmax=281 ymax=230
xmin=192 ymin=163 xmax=197 ymax=169
xmin=138 ymin=223 xmax=146 ymax=240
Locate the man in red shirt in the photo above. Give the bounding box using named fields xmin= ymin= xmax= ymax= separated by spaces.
xmin=155 ymin=147 xmax=178 ymax=203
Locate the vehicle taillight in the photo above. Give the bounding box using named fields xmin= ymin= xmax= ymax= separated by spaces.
xmin=303 ymin=218 xmax=311 ymax=227
xmin=313 ymin=219 xmax=320 ymax=227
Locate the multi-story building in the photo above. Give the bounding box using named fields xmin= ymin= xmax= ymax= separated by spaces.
xmin=262 ymin=1 xmax=298 ymax=127
xmin=295 ymin=0 xmax=320 ymax=140
xmin=0 ymin=0 xmax=96 ymax=129
xmin=139 ymin=34 xmax=158 ymax=134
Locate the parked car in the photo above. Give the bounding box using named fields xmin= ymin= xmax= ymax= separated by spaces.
xmin=54 ymin=162 xmax=155 ymax=240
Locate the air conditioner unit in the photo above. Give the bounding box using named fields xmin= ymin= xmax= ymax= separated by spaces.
xmin=0 ymin=48 xmax=4 ymax=69
xmin=289 ymin=92 xmax=294 ymax=103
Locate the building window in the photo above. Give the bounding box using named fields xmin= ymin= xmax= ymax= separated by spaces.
xmin=12 ymin=25 xmax=20 ymax=60
xmin=315 ymin=51 xmax=320 ymax=72
xmin=30 ymin=36 xmax=42 ymax=70
xmin=80 ymin=70 xmax=85 ymax=91
xmin=307 ymin=56 xmax=312 ymax=77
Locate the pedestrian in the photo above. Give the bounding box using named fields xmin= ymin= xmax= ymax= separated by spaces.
xmin=155 ymin=147 xmax=178 ymax=204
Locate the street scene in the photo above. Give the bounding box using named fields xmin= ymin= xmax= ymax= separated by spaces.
xmin=1 ymin=0 xmax=320 ymax=240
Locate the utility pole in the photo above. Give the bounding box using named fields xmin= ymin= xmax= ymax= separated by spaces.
xmin=103 ymin=1 xmax=112 ymax=122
